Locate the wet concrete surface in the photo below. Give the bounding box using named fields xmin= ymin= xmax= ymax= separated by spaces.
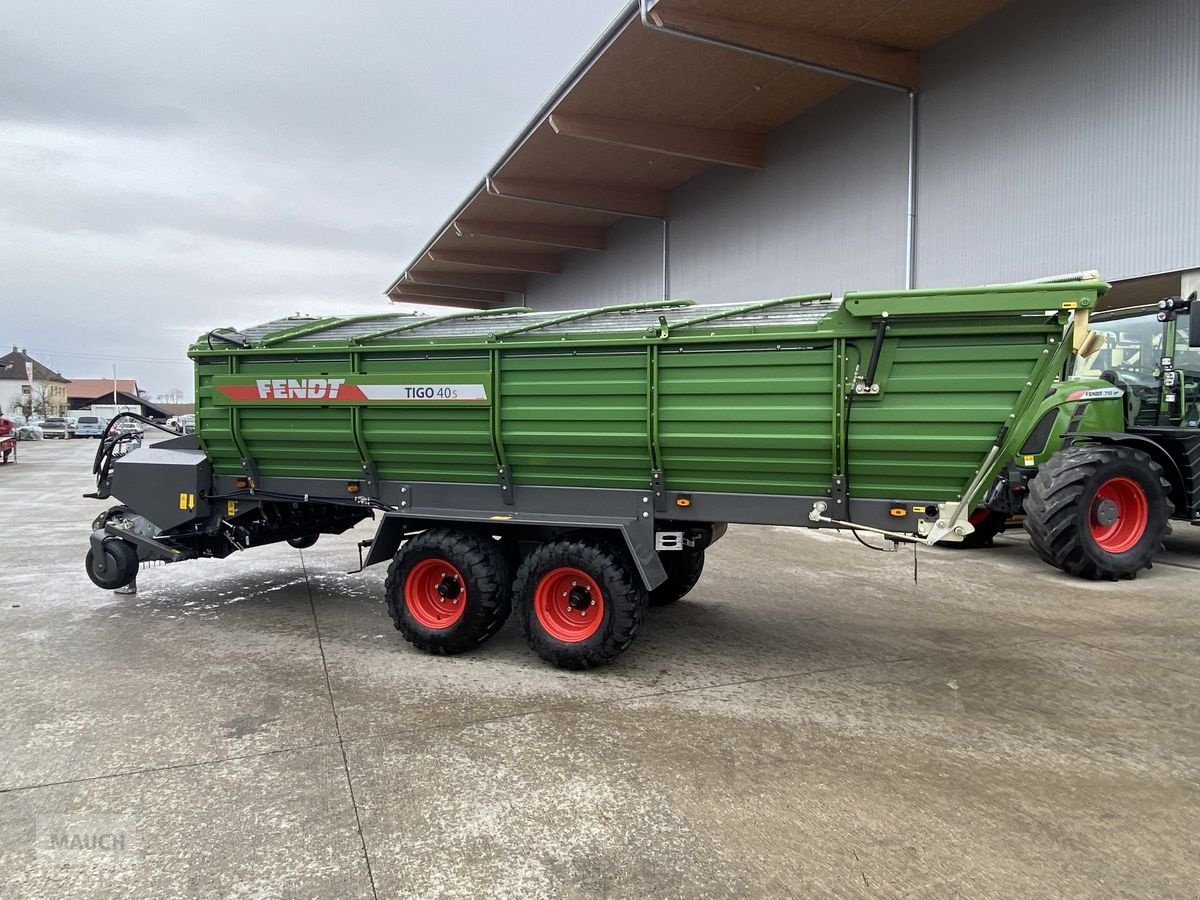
xmin=1 ymin=437 xmax=1198 ymax=897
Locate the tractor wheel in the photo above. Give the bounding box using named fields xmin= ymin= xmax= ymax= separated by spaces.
xmin=649 ymin=548 xmax=705 ymax=606
xmin=514 ymin=538 xmax=648 ymax=669
xmin=1024 ymin=445 xmax=1172 ymax=580
xmin=385 ymin=529 xmax=511 ymax=654
xmin=287 ymin=534 xmax=318 ymax=550
xmin=85 ymin=539 xmax=139 ymax=590
xmin=955 ymin=509 xmax=1009 ymax=549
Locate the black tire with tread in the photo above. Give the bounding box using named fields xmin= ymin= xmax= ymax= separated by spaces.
xmin=514 ymin=538 xmax=648 ymax=669
xmin=385 ymin=529 xmax=511 ymax=654
xmin=649 ymin=548 xmax=705 ymax=606
xmin=85 ymin=539 xmax=139 ymax=590
xmin=955 ymin=510 xmax=1009 ymax=549
xmin=1024 ymin=445 xmax=1172 ymax=580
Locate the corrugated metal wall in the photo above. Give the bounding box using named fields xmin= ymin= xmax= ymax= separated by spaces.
xmin=522 ymin=0 xmax=1200 ymax=310
xmin=917 ymin=0 xmax=1200 ymax=286
xmin=520 ymin=217 xmax=663 ymax=310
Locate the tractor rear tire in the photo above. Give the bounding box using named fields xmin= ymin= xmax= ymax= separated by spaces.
xmin=1024 ymin=445 xmax=1172 ymax=580
xmin=85 ymin=539 xmax=139 ymax=590
xmin=514 ymin=538 xmax=648 ymax=669
xmin=385 ymin=529 xmax=512 ymax=655
xmin=649 ymin=548 xmax=705 ymax=606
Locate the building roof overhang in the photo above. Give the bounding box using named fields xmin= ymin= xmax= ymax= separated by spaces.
xmin=389 ymin=0 xmax=1010 ymax=308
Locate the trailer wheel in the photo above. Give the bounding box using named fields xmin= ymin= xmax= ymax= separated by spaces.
xmin=649 ymin=548 xmax=705 ymax=606
xmin=1024 ymin=445 xmax=1172 ymax=580
xmin=514 ymin=538 xmax=648 ymax=669
xmin=954 ymin=509 xmax=1009 ymax=549
xmin=287 ymin=534 xmax=318 ymax=549
xmin=85 ymin=540 xmax=139 ymax=590
xmin=385 ymin=529 xmax=511 ymax=654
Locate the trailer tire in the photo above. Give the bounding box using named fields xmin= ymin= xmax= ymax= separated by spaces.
xmin=515 ymin=538 xmax=648 ymax=669
xmin=649 ymin=548 xmax=705 ymax=606
xmin=1024 ymin=445 xmax=1172 ymax=580
xmin=287 ymin=534 xmax=318 ymax=549
xmin=954 ymin=509 xmax=1008 ymax=549
xmin=85 ymin=540 xmax=139 ymax=590
xmin=385 ymin=529 xmax=511 ymax=655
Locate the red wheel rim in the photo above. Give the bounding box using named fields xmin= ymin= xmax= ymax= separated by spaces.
xmin=1089 ymin=477 xmax=1148 ymax=553
xmin=533 ymin=567 xmax=604 ymax=643
xmin=968 ymin=508 xmax=991 ymax=526
xmin=404 ymin=558 xmax=467 ymax=630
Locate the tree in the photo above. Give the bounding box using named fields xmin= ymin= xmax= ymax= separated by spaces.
xmin=30 ymin=381 xmax=56 ymax=416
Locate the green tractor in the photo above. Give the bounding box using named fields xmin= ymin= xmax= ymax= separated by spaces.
xmin=975 ymin=293 xmax=1200 ymax=579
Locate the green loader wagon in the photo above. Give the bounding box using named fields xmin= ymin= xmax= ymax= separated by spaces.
xmin=86 ymin=276 xmax=1186 ymax=668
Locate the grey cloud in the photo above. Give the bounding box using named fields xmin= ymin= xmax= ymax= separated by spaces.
xmin=1 ymin=0 xmax=627 ymax=397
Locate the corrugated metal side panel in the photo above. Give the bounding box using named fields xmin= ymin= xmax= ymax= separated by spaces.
xmin=847 ymin=331 xmax=1050 ymax=499
xmin=195 ymin=357 xmax=239 ymax=475
xmin=359 ymin=354 xmax=495 ymax=483
xmin=520 ymin=85 xmax=910 ymax=312
xmin=521 ymin=217 xmax=665 ymax=310
xmin=500 ymin=351 xmax=650 ymax=488
xmin=658 ymin=347 xmax=835 ymax=494
xmin=669 ymin=85 xmax=910 ymax=302
xmin=917 ymin=0 xmax=1200 ymax=285
xmin=234 ymin=355 xmax=361 ymax=479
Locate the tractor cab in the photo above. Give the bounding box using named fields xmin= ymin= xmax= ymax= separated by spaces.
xmin=1073 ymin=297 xmax=1200 ymax=429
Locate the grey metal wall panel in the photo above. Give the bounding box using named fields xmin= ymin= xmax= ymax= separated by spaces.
xmin=521 ymin=216 xmax=663 ymax=310
xmin=522 ymin=0 xmax=1200 ymax=312
xmin=916 ymin=0 xmax=1200 ymax=286
xmin=668 ymin=85 xmax=909 ymax=302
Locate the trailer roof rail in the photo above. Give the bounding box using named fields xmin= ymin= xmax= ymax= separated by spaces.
xmin=668 ymin=294 xmax=833 ymax=331
xmin=350 ymin=307 xmax=534 ymax=345
xmin=492 ymin=299 xmax=695 ymax=338
xmin=255 ymin=312 xmax=424 ymax=347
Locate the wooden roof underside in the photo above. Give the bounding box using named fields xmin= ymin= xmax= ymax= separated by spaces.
xmin=390 ymin=0 xmax=1009 ymax=307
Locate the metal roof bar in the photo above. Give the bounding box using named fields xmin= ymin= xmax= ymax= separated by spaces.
xmin=669 ymin=294 xmax=832 ymax=330
xmin=257 ymin=312 xmax=419 ymax=347
xmin=493 ymin=299 xmax=695 ymax=338
xmin=351 ymin=307 xmax=533 ymax=345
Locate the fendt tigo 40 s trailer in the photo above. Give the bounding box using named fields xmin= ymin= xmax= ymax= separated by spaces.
xmin=85 ymin=277 xmax=1186 ymax=668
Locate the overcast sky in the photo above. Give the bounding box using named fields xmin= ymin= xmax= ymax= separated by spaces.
xmin=1 ymin=0 xmax=625 ymax=398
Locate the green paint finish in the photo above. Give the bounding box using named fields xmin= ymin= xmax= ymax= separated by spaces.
xmin=500 ymin=351 xmax=650 ymax=488
xmin=189 ymin=281 xmax=1108 ymax=505
xmin=659 ymin=347 xmax=835 ymax=494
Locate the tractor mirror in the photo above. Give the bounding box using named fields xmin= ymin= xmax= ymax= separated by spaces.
xmin=1078 ymin=330 xmax=1105 ymax=358
xmin=1190 ymin=293 xmax=1200 ymax=347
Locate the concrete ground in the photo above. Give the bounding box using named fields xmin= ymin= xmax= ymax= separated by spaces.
xmin=1 ymin=436 xmax=1198 ymax=899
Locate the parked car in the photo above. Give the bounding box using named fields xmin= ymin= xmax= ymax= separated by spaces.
xmin=17 ymin=424 xmax=42 ymax=441
xmin=74 ymin=415 xmax=107 ymax=438
xmin=40 ymin=417 xmax=70 ymax=439
xmin=66 ymin=417 xmax=79 ymax=437
xmin=114 ymin=419 xmax=144 ymax=439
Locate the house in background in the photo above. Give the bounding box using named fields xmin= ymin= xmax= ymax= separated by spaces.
xmin=65 ymin=378 xmax=174 ymax=420
xmin=0 ymin=347 xmax=69 ymax=417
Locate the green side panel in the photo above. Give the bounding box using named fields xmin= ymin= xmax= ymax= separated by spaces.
xmin=500 ymin=351 xmax=650 ymax=488
xmin=847 ymin=331 xmax=1052 ymax=500
xmin=194 ymin=356 xmax=239 ymax=475
xmin=658 ymin=347 xmax=836 ymax=494
xmin=232 ymin=354 xmax=360 ymax=479
xmin=359 ymin=353 xmax=495 ymax=483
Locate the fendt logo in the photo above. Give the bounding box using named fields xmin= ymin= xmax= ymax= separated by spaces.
xmin=256 ymin=378 xmax=346 ymax=399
